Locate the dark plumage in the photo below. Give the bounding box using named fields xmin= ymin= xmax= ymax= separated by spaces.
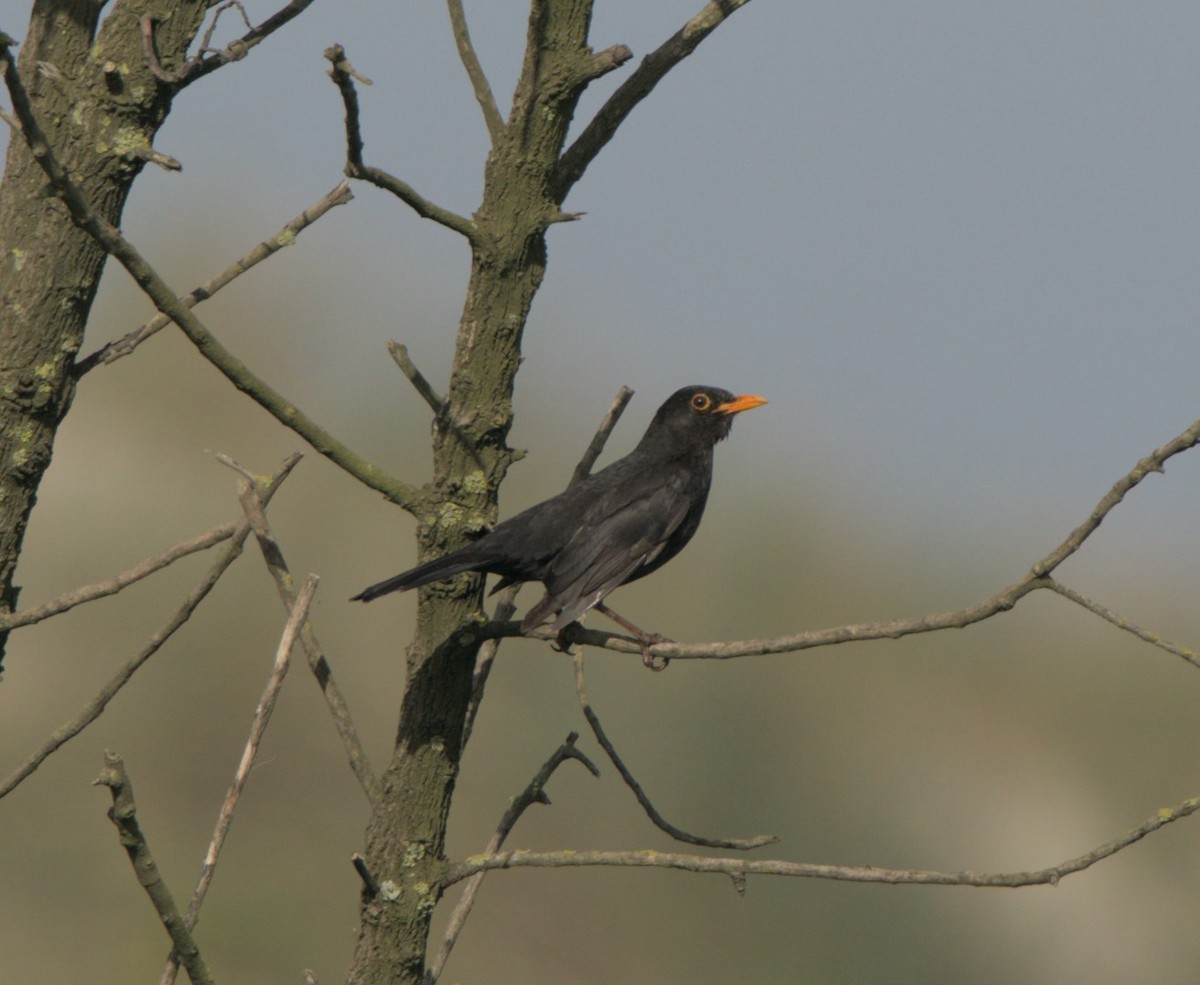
xmin=352 ymin=385 xmax=766 ymax=660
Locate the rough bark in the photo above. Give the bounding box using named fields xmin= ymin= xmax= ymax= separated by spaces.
xmin=346 ymin=3 xmax=606 ymax=981
xmin=0 ymin=0 xmax=210 ymax=662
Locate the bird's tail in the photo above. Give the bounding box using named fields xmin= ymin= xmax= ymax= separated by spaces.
xmin=351 ymin=552 xmax=487 ymax=602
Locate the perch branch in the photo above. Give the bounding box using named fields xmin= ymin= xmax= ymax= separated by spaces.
xmin=0 ymin=51 xmax=421 ymax=511
xmin=484 ymin=415 xmax=1200 ymax=663
xmin=445 ymin=0 xmax=504 ymax=144
xmin=0 ymin=455 xmax=300 ymax=800
xmin=447 ymin=789 xmax=1200 ymax=889
xmin=218 ymin=455 xmax=382 ymax=804
xmin=159 ymin=576 xmax=318 ymax=985
xmin=96 ymin=752 xmax=214 ymax=985
xmin=324 ymin=44 xmax=482 ymax=245
xmin=427 ymin=733 xmax=599 ymax=983
xmin=75 ymin=182 xmax=353 ymax=375
xmin=553 ymin=0 xmax=752 ymax=198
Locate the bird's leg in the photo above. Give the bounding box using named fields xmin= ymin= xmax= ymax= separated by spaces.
xmin=594 ymin=602 xmax=673 ymax=671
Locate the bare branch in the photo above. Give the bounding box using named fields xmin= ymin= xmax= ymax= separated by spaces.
xmin=553 ymin=0 xmax=753 ymax=199
xmin=0 ymin=455 xmax=301 ymax=800
xmin=1043 ymin=578 xmax=1200 ymax=671
xmin=75 ymin=182 xmax=354 ymax=376
xmin=1030 ymin=419 xmax=1200 ymax=576
xmin=447 ymin=789 xmax=1200 ymax=889
xmin=582 ymin=44 xmax=633 ymax=83
xmin=324 ymin=44 xmax=482 ymax=245
xmin=428 ymin=733 xmax=599 ymax=983
xmin=140 ymin=0 xmax=317 ymax=89
xmin=352 ymin=852 xmax=382 ymax=898
xmin=570 ymin=385 xmax=634 ymax=487
xmin=159 ymin=576 xmax=318 ymax=985
xmin=574 ymin=653 xmax=776 ymax=849
xmin=0 ymin=50 xmax=421 ymax=511
xmin=445 ymin=0 xmax=505 ymax=144
xmin=0 ymin=523 xmax=239 ymax=631
xmin=218 ymin=455 xmax=382 ymax=804
xmin=485 ymin=415 xmax=1200 ymax=662
xmin=95 ymin=752 xmax=215 ymax=985
xmin=387 ymin=341 xmax=445 ymax=414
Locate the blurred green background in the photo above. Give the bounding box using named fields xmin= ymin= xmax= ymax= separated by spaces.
xmin=3 ymin=2 xmax=1200 ymax=983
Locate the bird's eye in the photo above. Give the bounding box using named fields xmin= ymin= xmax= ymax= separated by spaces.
xmin=690 ymin=393 xmax=712 ymax=412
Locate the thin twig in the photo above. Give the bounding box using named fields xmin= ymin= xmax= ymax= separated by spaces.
xmin=445 ymin=0 xmax=504 ymax=144
xmin=218 ymin=454 xmax=382 ymax=804
xmin=0 ymin=456 xmax=300 ymax=800
xmin=387 ymin=341 xmax=445 ymax=414
xmin=159 ymin=576 xmax=318 ymax=985
xmin=570 ymin=385 xmax=634 ymax=487
xmin=0 ymin=49 xmax=421 ymax=513
xmin=324 ymin=44 xmax=482 ymax=245
xmin=1043 ymin=578 xmax=1200 ymax=671
xmin=426 ymin=733 xmax=599 ymax=984
xmin=96 ymin=752 xmax=215 ymax=985
xmin=446 ymin=789 xmax=1200 ymax=889
xmin=553 ymin=0 xmax=753 ymax=199
xmin=0 ymin=523 xmax=239 ymax=631
xmin=463 ymin=386 xmax=638 ymax=746
xmin=140 ymin=0 xmax=317 ymax=88
xmin=574 ymin=652 xmax=776 ymax=849
xmin=352 ymin=853 xmax=382 ymax=898
xmin=75 ymin=182 xmax=354 ymax=376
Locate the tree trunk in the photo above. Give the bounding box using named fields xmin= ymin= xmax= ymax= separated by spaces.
xmin=0 ymin=0 xmax=210 ymax=663
xmin=347 ymin=3 xmax=602 ymax=980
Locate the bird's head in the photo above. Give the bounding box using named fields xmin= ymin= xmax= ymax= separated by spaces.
xmin=643 ymin=385 xmax=768 ymax=451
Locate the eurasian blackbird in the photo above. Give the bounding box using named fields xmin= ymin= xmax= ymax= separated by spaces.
xmin=352 ymin=385 xmax=766 ymax=665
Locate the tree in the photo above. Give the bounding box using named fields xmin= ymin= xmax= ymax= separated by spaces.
xmin=3 ymin=3 xmax=1199 ymax=983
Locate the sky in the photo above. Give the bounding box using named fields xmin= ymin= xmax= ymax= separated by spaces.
xmin=75 ymin=0 xmax=1200 ymax=562
xmin=3 ymin=2 xmax=1200 ymax=983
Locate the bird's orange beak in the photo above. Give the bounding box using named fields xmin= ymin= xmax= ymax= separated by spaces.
xmin=715 ymin=393 xmax=768 ymax=415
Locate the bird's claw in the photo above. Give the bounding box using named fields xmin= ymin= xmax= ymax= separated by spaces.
xmin=638 ymin=633 xmax=673 ymax=671
xmin=551 ymin=624 xmax=579 ymax=655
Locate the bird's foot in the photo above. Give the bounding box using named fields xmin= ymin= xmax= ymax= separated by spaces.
xmin=593 ymin=602 xmax=673 ymax=670
xmin=551 ymin=623 xmax=580 ymax=656
xmin=637 ymin=632 xmax=673 ymax=671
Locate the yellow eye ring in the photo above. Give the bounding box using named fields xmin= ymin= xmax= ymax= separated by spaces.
xmin=690 ymin=393 xmax=712 ymax=411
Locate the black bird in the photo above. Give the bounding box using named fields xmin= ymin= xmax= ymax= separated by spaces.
xmin=352 ymin=385 xmax=766 ymax=666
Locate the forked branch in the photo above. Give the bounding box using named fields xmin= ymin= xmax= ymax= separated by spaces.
xmin=427 ymin=733 xmax=599 ymax=983
xmin=553 ymin=0 xmax=753 ymax=199
xmin=75 ymin=182 xmax=354 ymax=375
xmin=324 ymin=44 xmax=482 ymax=245
xmin=140 ymin=0 xmax=317 ymax=88
xmin=96 ymin=752 xmax=215 ymax=985
xmin=219 ymin=455 xmax=382 ymax=804
xmin=0 ymin=456 xmax=302 ymax=800
xmin=0 ymin=47 xmax=421 ymax=512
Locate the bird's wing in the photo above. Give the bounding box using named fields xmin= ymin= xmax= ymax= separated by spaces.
xmin=523 ymin=474 xmax=693 ymax=632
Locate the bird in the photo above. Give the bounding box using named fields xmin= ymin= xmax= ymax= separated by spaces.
xmin=352 ymin=385 xmax=766 ymax=667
